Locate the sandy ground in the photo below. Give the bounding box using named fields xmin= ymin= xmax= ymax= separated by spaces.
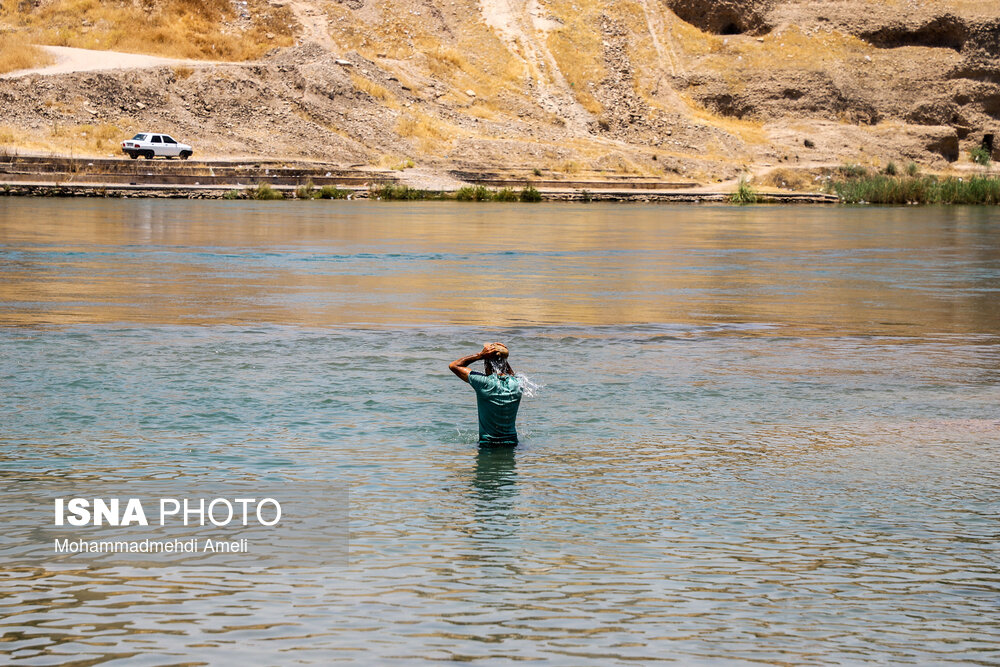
xmin=1 ymin=45 xmax=218 ymax=79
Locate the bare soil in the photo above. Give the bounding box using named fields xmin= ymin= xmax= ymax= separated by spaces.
xmin=0 ymin=46 xmax=219 ymax=79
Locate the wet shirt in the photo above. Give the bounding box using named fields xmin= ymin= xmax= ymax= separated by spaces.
xmin=468 ymin=371 xmax=523 ymax=446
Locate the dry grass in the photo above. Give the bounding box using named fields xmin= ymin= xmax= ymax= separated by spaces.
xmin=172 ymin=65 xmax=194 ymax=80
xmin=325 ymin=0 xmax=570 ymax=111
xmin=678 ymin=93 xmax=768 ymax=144
xmin=46 ymin=121 xmax=132 ymax=156
xmin=395 ymin=110 xmax=458 ymax=154
xmin=557 ymin=159 xmax=583 ymax=174
xmin=668 ymin=15 xmax=719 ymax=58
xmin=544 ymin=0 xmax=605 ymax=114
xmin=377 ymin=154 xmax=407 ymax=169
xmin=759 ymin=167 xmax=823 ymax=192
xmin=384 ymin=69 xmax=419 ymax=94
xmin=395 ymin=111 xmax=450 ymax=140
xmin=374 ymin=154 xmax=415 ymax=171
xmin=323 ymin=0 xmax=538 ymax=117
xmin=322 ymin=4 xmax=370 ymax=53
xmin=498 ymin=52 xmax=528 ymax=86
xmin=349 ymin=73 xmax=399 ymax=109
xmin=866 ymin=0 xmax=995 ymax=14
xmin=49 ymin=122 xmax=123 ymax=152
xmin=1 ymin=0 xmax=294 ymax=60
xmin=424 ymin=44 xmax=475 ymax=78
xmin=0 ymin=124 xmax=19 ymax=146
xmin=0 ymin=32 xmax=53 ymax=74
xmin=0 ymin=121 xmax=131 ymax=155
xmin=466 ymin=101 xmax=498 ymax=120
xmin=292 ymin=107 xmax=365 ymax=148
xmin=702 ymin=26 xmax=871 ymax=74
xmin=595 ymin=152 xmax=651 ymax=175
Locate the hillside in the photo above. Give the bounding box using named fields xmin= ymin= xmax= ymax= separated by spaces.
xmin=1 ymin=0 xmax=998 ymax=185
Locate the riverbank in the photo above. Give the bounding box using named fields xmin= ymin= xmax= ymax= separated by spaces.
xmin=0 ymin=155 xmax=842 ymax=203
xmin=9 ymin=153 xmax=1000 ymax=204
xmin=0 ymin=180 xmax=841 ymax=203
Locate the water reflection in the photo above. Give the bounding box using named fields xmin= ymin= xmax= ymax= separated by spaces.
xmin=472 ymin=446 xmax=518 ymax=504
xmin=1 ymin=200 xmax=999 ymax=333
xmin=469 ymin=446 xmax=519 ymax=542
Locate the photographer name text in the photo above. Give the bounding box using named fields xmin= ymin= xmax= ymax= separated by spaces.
xmin=54 ymin=537 xmax=249 ymax=554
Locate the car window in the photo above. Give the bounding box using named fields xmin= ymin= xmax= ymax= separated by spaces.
xmin=132 ymin=133 xmax=146 ymax=141
xmin=162 ymin=136 xmax=177 ymax=144
xmin=151 ymin=136 xmax=162 ymax=144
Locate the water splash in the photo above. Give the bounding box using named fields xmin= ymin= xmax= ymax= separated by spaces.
xmin=515 ymin=373 xmax=542 ymax=399
xmin=485 ymin=357 xmax=508 ymax=375
xmin=484 ymin=357 xmax=541 ymax=398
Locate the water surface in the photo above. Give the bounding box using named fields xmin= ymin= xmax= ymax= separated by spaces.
xmin=1 ymin=200 xmax=998 ymax=664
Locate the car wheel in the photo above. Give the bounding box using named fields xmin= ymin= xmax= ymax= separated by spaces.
xmin=180 ymin=151 xmax=191 ymax=160
xmin=129 ymin=152 xmax=139 ymax=160
xmin=144 ymin=150 xmax=155 ymax=159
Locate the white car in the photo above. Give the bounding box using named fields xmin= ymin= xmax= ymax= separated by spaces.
xmin=121 ymin=132 xmax=193 ymax=160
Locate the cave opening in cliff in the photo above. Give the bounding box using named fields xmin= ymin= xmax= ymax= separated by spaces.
xmin=982 ymin=134 xmax=994 ymax=155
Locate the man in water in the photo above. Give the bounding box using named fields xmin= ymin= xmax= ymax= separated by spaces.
xmin=449 ymin=342 xmax=523 ymax=446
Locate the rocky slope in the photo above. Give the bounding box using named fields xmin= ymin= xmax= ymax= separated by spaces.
xmin=1 ymin=0 xmax=998 ymax=185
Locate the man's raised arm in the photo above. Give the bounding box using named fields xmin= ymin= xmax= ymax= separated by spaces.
xmin=449 ymin=346 xmax=491 ymax=382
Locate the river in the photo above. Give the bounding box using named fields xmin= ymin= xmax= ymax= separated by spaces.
xmin=1 ymin=199 xmax=998 ymax=664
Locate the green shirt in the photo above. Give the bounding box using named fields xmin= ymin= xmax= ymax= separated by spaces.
xmin=468 ymin=371 xmax=522 ymax=446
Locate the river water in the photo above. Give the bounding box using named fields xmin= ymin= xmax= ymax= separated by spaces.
xmin=1 ymin=199 xmax=998 ymax=664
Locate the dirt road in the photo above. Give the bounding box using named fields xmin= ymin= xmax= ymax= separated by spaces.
xmin=1 ymin=45 xmax=219 ymax=79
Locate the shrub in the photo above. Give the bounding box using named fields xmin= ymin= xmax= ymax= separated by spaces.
xmin=839 ymin=164 xmax=868 ymax=178
xmin=730 ymin=177 xmax=758 ymax=205
xmin=907 ymin=162 xmax=920 ymax=177
xmin=533 ymin=168 xmax=542 ymax=177
xmin=455 ymin=185 xmax=493 ymax=201
xmin=884 ymin=162 xmax=898 ymax=176
xmin=370 ymin=183 xmax=439 ymax=200
xmin=970 ymin=146 xmax=991 ymax=166
xmin=295 ymin=181 xmax=316 ymax=199
xmin=223 ymin=189 xmax=241 ymax=200
xmin=318 ymin=185 xmax=350 ymax=199
xmin=495 ymin=188 xmax=520 ymax=202
xmin=248 ymin=182 xmax=284 ymax=200
xmin=519 ymin=186 xmax=542 ymax=202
